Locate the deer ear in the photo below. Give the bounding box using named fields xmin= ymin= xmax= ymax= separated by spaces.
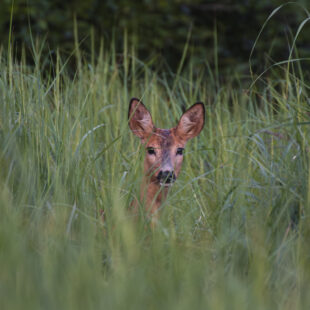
xmin=176 ymin=103 xmax=205 ymax=141
xmin=128 ymin=98 xmax=154 ymax=140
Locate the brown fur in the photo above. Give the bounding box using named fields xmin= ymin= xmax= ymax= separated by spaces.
xmin=128 ymin=98 xmax=205 ymax=222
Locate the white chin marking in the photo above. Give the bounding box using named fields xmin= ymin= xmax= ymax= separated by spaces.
xmin=160 ymin=183 xmax=173 ymax=187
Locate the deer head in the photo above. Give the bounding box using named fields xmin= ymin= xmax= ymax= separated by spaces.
xmin=128 ymin=97 xmax=204 ymax=188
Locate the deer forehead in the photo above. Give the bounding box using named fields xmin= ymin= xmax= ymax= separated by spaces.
xmin=146 ymin=128 xmax=184 ymax=149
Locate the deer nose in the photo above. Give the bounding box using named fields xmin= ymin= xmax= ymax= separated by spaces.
xmin=157 ymin=170 xmax=176 ymax=184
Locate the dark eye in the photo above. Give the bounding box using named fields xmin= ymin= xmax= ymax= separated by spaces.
xmin=147 ymin=147 xmax=156 ymax=155
xmin=176 ymin=148 xmax=184 ymax=155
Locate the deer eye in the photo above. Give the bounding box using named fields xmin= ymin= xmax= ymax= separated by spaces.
xmin=176 ymin=148 xmax=184 ymax=155
xmin=147 ymin=147 xmax=156 ymax=155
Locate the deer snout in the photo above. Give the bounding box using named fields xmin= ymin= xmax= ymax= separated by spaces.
xmin=157 ymin=170 xmax=176 ymax=185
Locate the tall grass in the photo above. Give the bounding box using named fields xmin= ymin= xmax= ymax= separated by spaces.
xmin=0 ymin=32 xmax=310 ymax=309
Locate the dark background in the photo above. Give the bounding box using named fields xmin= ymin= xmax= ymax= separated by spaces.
xmin=1 ymin=0 xmax=310 ymax=74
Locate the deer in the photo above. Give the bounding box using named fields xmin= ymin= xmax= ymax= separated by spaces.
xmin=128 ymin=98 xmax=205 ymax=222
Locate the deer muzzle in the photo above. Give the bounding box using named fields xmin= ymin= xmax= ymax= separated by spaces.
xmin=157 ymin=170 xmax=176 ymax=186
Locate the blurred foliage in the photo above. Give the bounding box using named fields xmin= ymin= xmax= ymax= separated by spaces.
xmin=1 ymin=0 xmax=310 ymax=73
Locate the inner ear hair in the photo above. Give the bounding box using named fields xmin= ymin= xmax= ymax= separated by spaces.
xmin=128 ymin=98 xmax=154 ymax=139
xmin=182 ymin=118 xmax=197 ymax=133
xmin=176 ymin=102 xmax=205 ymax=140
xmin=186 ymin=102 xmax=205 ymax=122
xmin=128 ymin=98 xmax=146 ymax=120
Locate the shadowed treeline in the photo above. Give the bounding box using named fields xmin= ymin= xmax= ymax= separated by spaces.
xmin=1 ymin=0 xmax=310 ymax=73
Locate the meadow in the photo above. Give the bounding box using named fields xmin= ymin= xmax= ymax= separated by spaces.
xmin=0 ymin=34 xmax=310 ymax=309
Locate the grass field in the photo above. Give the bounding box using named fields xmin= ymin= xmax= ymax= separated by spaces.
xmin=0 ymin=36 xmax=310 ymax=309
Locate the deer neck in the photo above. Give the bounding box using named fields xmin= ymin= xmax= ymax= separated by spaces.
xmin=140 ymin=177 xmax=169 ymax=215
